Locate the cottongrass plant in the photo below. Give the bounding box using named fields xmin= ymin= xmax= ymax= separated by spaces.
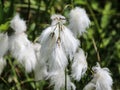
xmin=9 ymin=14 xmax=37 ymax=72
xmin=35 ymin=14 xmax=80 ymax=90
xmin=35 ymin=7 xmax=113 ymax=90
xmin=83 ymin=63 xmax=113 ymax=90
xmin=35 ymin=8 xmax=90 ymax=89
xmin=0 ymin=6 xmax=113 ymax=90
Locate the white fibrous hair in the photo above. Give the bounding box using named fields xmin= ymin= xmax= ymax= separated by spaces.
xmin=48 ymin=43 xmax=68 ymax=72
xmin=9 ymin=33 xmax=37 ymax=72
xmin=39 ymin=27 xmax=56 ymax=64
xmin=0 ymin=57 xmax=6 ymax=75
xmin=0 ymin=33 xmax=8 ymax=57
xmin=83 ymin=63 xmax=113 ymax=90
xmin=34 ymin=61 xmax=48 ymax=81
xmin=10 ymin=14 xmax=26 ymax=34
xmin=33 ymin=43 xmax=48 ymax=80
xmin=60 ymin=26 xmax=80 ymax=60
xmin=9 ymin=15 xmax=37 ymax=72
xmin=37 ymin=26 xmax=57 ymax=80
xmin=51 ymin=14 xmax=80 ymax=60
xmin=68 ymin=7 xmax=90 ymax=37
xmin=71 ymin=48 xmax=87 ymax=81
xmin=48 ymin=70 xmax=76 ymax=90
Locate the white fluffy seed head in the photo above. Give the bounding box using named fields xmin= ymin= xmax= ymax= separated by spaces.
xmin=9 ymin=33 xmax=37 ymax=72
xmin=10 ymin=14 xmax=27 ymax=34
xmin=0 ymin=57 xmax=6 ymax=75
xmin=68 ymin=7 xmax=90 ymax=37
xmin=0 ymin=33 xmax=8 ymax=57
xmin=71 ymin=48 xmax=87 ymax=81
xmin=83 ymin=63 xmax=113 ymax=90
xmin=51 ymin=14 xmax=66 ymax=25
xmin=92 ymin=63 xmax=113 ymax=90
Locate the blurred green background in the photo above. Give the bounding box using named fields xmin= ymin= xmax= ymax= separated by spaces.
xmin=0 ymin=0 xmax=120 ymax=90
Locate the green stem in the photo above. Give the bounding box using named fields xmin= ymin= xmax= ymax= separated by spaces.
xmin=86 ymin=1 xmax=101 ymax=31
xmin=7 ymin=56 xmax=22 ymax=90
xmin=10 ymin=79 xmax=35 ymax=90
xmin=92 ymin=38 xmax=101 ymax=62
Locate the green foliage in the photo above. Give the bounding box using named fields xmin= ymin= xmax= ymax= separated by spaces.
xmin=0 ymin=0 xmax=120 ymax=90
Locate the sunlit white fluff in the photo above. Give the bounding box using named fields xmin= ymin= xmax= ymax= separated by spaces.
xmin=60 ymin=26 xmax=80 ymax=60
xmin=37 ymin=14 xmax=80 ymax=85
xmin=48 ymin=43 xmax=68 ymax=72
xmin=83 ymin=63 xmax=113 ymax=90
xmin=48 ymin=70 xmax=76 ymax=90
xmin=0 ymin=33 xmax=8 ymax=57
xmin=10 ymin=14 xmax=26 ymax=34
xmin=68 ymin=7 xmax=90 ymax=37
xmin=32 ymin=43 xmax=48 ymax=80
xmin=51 ymin=14 xmax=80 ymax=60
xmin=38 ymin=25 xmax=59 ymax=80
xmin=39 ymin=26 xmax=68 ymax=73
xmin=9 ymin=15 xmax=36 ymax=72
xmin=0 ymin=57 xmax=6 ymax=75
xmin=71 ymin=48 xmax=87 ymax=81
xmin=39 ymin=27 xmax=57 ymax=65
xmin=9 ymin=33 xmax=37 ymax=72
xmin=40 ymin=14 xmax=79 ymax=61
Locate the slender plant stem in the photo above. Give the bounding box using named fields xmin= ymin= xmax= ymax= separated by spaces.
xmin=86 ymin=1 xmax=101 ymax=31
xmin=10 ymin=79 xmax=35 ymax=90
xmin=86 ymin=1 xmax=101 ymax=62
xmin=7 ymin=57 xmax=22 ymax=90
xmin=92 ymin=38 xmax=101 ymax=62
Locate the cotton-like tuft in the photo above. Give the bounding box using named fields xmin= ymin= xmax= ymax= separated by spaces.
xmin=0 ymin=57 xmax=6 ymax=75
xmin=39 ymin=27 xmax=56 ymax=65
xmin=83 ymin=63 xmax=113 ymax=90
xmin=10 ymin=14 xmax=26 ymax=34
xmin=71 ymin=48 xmax=87 ymax=81
xmin=0 ymin=33 xmax=8 ymax=57
xmin=60 ymin=26 xmax=80 ymax=60
xmin=9 ymin=15 xmax=37 ymax=72
xmin=48 ymin=70 xmax=76 ymax=90
xmin=68 ymin=7 xmax=90 ymax=37
xmin=9 ymin=33 xmax=37 ymax=72
xmin=48 ymin=43 xmax=68 ymax=72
